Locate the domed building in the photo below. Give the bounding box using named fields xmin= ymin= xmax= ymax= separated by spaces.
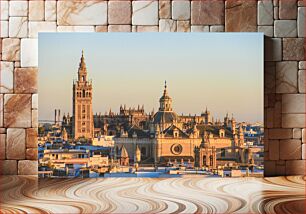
xmin=114 ymin=81 xmax=219 ymax=167
xmin=152 ymin=81 xmax=181 ymax=131
xmin=149 ymin=81 xmax=200 ymax=163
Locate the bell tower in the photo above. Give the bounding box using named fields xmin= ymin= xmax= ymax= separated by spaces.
xmin=72 ymin=51 xmax=94 ymax=140
xmin=159 ymin=81 xmax=172 ymax=112
xmin=78 ymin=50 xmax=87 ymax=82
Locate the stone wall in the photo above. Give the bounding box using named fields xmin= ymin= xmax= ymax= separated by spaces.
xmin=0 ymin=0 xmax=305 ymax=176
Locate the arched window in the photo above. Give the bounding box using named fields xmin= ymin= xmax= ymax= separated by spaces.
xmin=210 ymin=155 xmax=213 ymax=166
xmin=203 ymin=155 xmax=206 ymax=166
xmin=82 ymin=90 xmax=85 ymax=97
xmin=174 ymin=132 xmax=178 ymax=138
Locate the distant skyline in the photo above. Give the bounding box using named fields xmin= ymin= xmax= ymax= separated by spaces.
xmin=39 ymin=33 xmax=263 ymax=123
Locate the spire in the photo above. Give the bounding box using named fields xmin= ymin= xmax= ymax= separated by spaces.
xmin=136 ymin=145 xmax=140 ymax=152
xmin=135 ymin=145 xmax=141 ymax=163
xmin=78 ymin=50 xmax=87 ymax=82
xmin=120 ymin=145 xmax=129 ymax=158
xmin=79 ymin=50 xmax=86 ymax=70
xmin=163 ymin=80 xmax=168 ymax=96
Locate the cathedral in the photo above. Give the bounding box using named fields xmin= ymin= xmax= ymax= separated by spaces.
xmin=110 ymin=82 xmax=249 ymax=168
xmin=62 ymin=51 xmax=253 ymax=168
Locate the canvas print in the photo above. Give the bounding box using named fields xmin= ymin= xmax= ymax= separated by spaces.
xmin=38 ymin=33 xmax=263 ymax=178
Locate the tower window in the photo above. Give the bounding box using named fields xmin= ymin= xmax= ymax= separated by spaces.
xmin=210 ymin=155 xmax=213 ymax=166
xmin=82 ymin=90 xmax=85 ymax=97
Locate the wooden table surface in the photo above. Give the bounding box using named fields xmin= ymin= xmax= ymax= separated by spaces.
xmin=0 ymin=176 xmax=305 ymax=214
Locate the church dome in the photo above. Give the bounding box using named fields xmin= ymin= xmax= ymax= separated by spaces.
xmin=153 ymin=111 xmax=179 ymax=124
xmin=154 ymin=81 xmax=179 ymax=124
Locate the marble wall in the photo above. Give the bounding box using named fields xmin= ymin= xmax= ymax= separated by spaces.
xmin=0 ymin=0 xmax=305 ymax=176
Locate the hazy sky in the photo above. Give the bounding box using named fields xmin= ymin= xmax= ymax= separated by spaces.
xmin=39 ymin=33 xmax=263 ymax=123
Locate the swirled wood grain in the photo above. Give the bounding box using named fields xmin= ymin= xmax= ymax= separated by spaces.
xmin=0 ymin=176 xmax=305 ymax=214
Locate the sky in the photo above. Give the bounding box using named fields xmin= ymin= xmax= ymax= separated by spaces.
xmin=38 ymin=33 xmax=263 ymax=123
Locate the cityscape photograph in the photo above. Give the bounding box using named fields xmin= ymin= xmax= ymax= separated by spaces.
xmin=38 ymin=33 xmax=264 ymax=178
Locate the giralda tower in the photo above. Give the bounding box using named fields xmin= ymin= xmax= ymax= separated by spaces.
xmin=72 ymin=51 xmax=94 ymax=139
